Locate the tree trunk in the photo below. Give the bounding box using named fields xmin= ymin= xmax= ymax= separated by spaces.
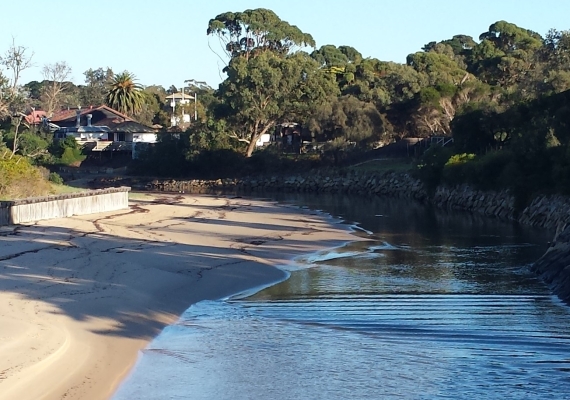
xmin=245 ymin=121 xmax=275 ymax=157
xmin=245 ymin=139 xmax=257 ymax=158
xmin=11 ymin=117 xmax=21 ymax=156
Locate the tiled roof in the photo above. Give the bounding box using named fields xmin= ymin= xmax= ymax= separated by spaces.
xmin=50 ymin=105 xmax=133 ymax=123
xmin=111 ymin=121 xmax=156 ymax=133
xmin=24 ymin=110 xmax=47 ymax=124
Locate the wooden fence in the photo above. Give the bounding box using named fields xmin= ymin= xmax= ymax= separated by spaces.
xmin=0 ymin=187 xmax=130 ymax=226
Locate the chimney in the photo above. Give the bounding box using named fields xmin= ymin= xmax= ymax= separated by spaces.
xmin=87 ymin=114 xmax=92 ymax=127
xmin=76 ymin=110 xmax=81 ymax=127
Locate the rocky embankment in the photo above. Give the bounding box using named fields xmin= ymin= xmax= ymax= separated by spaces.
xmin=147 ymin=171 xmax=570 ymax=230
xmin=532 ymin=224 xmax=570 ymax=302
xmin=145 ymin=170 xmax=570 ymax=302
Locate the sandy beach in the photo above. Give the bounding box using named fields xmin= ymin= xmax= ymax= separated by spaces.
xmin=0 ymin=193 xmax=356 ymax=400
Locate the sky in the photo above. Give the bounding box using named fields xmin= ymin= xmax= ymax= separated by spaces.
xmin=1 ymin=0 xmax=570 ymax=91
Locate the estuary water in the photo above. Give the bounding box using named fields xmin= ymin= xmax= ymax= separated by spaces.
xmin=113 ymin=194 xmax=570 ymax=400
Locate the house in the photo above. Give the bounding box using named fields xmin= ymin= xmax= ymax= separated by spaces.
xmin=273 ymin=122 xmax=304 ymax=153
xmin=49 ymin=105 xmax=133 ymax=130
xmin=24 ymin=109 xmax=47 ymax=126
xmin=49 ymin=105 xmax=159 ymax=159
xmin=165 ymin=92 xmax=196 ymax=127
xmin=52 ymin=111 xmax=110 ymax=141
xmin=110 ymin=121 xmax=157 ymax=143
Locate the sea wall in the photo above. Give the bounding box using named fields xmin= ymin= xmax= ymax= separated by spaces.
xmin=0 ymin=187 xmax=130 ymax=226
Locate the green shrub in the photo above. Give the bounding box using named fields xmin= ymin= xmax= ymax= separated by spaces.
xmin=60 ymin=146 xmax=86 ymax=165
xmin=413 ymin=147 xmax=455 ymax=195
xmin=49 ymin=136 xmax=85 ymax=165
xmin=48 ymin=172 xmax=64 ymax=185
xmin=445 ymin=153 xmax=476 ymax=166
xmin=0 ymin=154 xmax=51 ymax=198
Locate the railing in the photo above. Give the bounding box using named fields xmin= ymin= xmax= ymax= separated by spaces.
xmin=80 ymin=140 xmax=133 ymax=152
xmin=414 ymin=136 xmax=454 ymax=148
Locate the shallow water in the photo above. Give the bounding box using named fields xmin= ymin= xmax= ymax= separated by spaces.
xmin=113 ymin=194 xmax=570 ymax=400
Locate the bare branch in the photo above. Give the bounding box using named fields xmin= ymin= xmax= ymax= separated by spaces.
xmin=1 ymin=37 xmax=34 ymax=90
xmin=41 ymin=61 xmax=72 ymax=116
xmin=227 ymin=131 xmax=251 ymax=144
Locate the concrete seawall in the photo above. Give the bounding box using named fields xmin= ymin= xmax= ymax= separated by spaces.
xmin=0 ymin=187 xmax=130 ymax=226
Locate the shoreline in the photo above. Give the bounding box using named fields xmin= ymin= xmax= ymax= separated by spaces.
xmin=0 ymin=193 xmax=358 ymax=400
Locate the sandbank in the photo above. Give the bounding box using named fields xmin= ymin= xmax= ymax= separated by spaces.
xmin=0 ymin=193 xmax=356 ymax=399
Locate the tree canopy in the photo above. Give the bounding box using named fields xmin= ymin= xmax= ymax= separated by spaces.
xmin=207 ymin=8 xmax=315 ymax=61
xmin=4 ymin=11 xmax=570 ymax=197
xmin=217 ymin=50 xmax=338 ymax=156
xmin=105 ymin=71 xmax=144 ymax=116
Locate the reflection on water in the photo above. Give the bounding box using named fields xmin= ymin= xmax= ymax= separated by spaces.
xmin=114 ymin=194 xmax=570 ymax=400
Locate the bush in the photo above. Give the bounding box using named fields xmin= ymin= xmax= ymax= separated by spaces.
xmin=445 ymin=153 xmax=476 ymax=166
xmin=60 ymin=147 xmax=86 ymax=165
xmin=472 ymin=151 xmax=515 ymax=189
xmin=50 ymin=137 xmax=86 ymax=165
xmin=413 ymin=146 xmax=455 ymax=194
xmin=48 ymin=172 xmax=64 ymax=185
xmin=0 ymin=154 xmax=51 ymax=199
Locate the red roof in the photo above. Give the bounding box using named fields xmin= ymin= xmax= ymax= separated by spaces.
xmin=25 ymin=110 xmax=47 ymax=125
xmin=50 ymin=105 xmax=133 ymax=123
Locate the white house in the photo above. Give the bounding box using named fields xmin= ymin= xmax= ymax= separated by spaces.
xmin=256 ymin=133 xmax=272 ymax=147
xmin=165 ymin=92 xmax=196 ymax=127
xmin=51 ymin=108 xmax=160 ymax=159
xmin=111 ymin=121 xmax=158 ymax=143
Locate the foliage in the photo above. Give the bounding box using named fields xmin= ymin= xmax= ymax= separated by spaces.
xmin=50 ymin=136 xmax=85 ymax=165
xmin=81 ymin=67 xmax=114 ymax=106
xmin=40 ymin=61 xmax=72 ymax=116
xmin=4 ymin=12 xmax=570 ymax=202
xmin=413 ymin=146 xmax=455 ymax=194
xmin=135 ymin=90 xmax=162 ymax=127
xmin=0 ymin=151 xmax=50 ymax=199
xmin=15 ymin=132 xmax=49 ymax=159
xmin=105 ymin=71 xmax=144 ymax=116
xmin=60 ymin=147 xmax=86 ymax=165
xmin=207 ymin=8 xmax=315 ymax=60
xmin=48 ymin=172 xmax=64 ymax=184
xmin=307 ymin=95 xmax=386 ymax=146
xmin=217 ymin=50 xmax=338 ymax=156
xmin=445 ymin=153 xmax=476 ymax=166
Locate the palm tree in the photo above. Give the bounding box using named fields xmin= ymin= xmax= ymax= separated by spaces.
xmin=105 ymin=71 xmax=144 ymax=116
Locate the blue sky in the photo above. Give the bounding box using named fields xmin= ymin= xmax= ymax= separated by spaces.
xmin=1 ymin=0 xmax=569 ymax=90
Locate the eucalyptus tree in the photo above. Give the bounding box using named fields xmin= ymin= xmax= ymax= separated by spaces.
xmin=406 ymin=51 xmax=470 ymax=86
xmin=537 ymin=29 xmax=570 ymax=94
xmin=310 ymin=45 xmax=358 ymax=90
xmin=207 ymin=8 xmax=315 ymax=62
xmin=40 ymin=61 xmax=72 ymax=117
xmin=469 ymin=21 xmax=543 ymax=89
xmin=311 ymin=45 xmax=349 ymax=68
xmin=217 ymin=50 xmax=339 ymax=157
xmin=0 ymin=39 xmax=33 ymax=130
xmin=81 ymin=67 xmax=114 ymax=106
xmin=307 ymin=95 xmax=386 ymax=145
xmin=342 ymin=59 xmax=426 ymax=106
xmin=208 ymin=8 xmax=336 ymax=157
xmin=105 ymin=71 xmax=144 ymax=116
